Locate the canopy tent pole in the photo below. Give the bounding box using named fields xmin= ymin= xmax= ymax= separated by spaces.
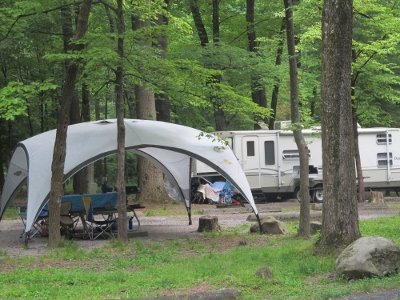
xmin=255 ymin=213 xmax=264 ymax=234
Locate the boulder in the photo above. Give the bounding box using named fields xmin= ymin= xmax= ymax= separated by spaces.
xmin=250 ymin=216 xmax=287 ymax=235
xmin=336 ymin=236 xmax=400 ymax=279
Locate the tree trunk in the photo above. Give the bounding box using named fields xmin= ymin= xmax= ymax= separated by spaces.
xmin=136 ymin=87 xmax=169 ymax=203
xmin=190 ymin=0 xmax=209 ymax=46
xmin=48 ymin=0 xmax=92 ymax=248
xmin=269 ymin=18 xmax=286 ymax=130
xmin=115 ymin=0 xmax=127 ymax=242
xmin=319 ymin=0 xmax=360 ymax=249
xmin=212 ymin=0 xmax=219 ymax=44
xmin=155 ymin=2 xmax=171 ymax=122
xmin=284 ymin=0 xmax=310 ymax=238
xmin=352 ymin=107 xmax=365 ymax=202
xmin=246 ymin=0 xmax=267 ymax=129
xmin=190 ymin=0 xmax=226 ymax=130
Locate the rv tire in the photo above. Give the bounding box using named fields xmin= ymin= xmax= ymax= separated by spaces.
xmin=312 ymin=187 xmax=324 ymax=203
xmin=295 ymin=187 xmax=301 ymax=202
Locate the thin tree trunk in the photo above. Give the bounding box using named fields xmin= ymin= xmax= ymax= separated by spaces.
xmin=71 ymin=91 xmax=87 ymax=194
xmin=284 ymin=0 xmax=310 ymax=238
xmin=319 ymin=0 xmax=360 ymax=249
xmin=246 ymin=0 xmax=267 ymax=129
xmin=269 ymin=18 xmax=286 ymax=130
xmin=190 ymin=0 xmax=226 ymax=130
xmin=115 ymin=0 xmax=127 ymax=242
xmin=352 ymin=107 xmax=365 ymax=202
xmin=190 ymin=0 xmax=209 ymax=46
xmin=155 ymin=2 xmax=171 ymax=122
xmin=48 ymin=0 xmax=92 ymax=248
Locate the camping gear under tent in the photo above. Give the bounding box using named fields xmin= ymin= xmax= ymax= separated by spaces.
xmin=0 ymin=119 xmax=260 ymax=238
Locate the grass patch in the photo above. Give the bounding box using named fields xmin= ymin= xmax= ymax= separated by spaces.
xmin=1 ymin=216 xmax=400 ymax=299
xmin=2 ymin=207 xmax=19 ymax=220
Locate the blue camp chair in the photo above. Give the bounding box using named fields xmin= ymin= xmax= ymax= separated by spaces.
xmin=86 ymin=201 xmax=116 ymax=240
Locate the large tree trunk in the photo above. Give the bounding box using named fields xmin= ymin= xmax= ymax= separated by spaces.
xmin=246 ymin=0 xmax=267 ymax=129
xmin=48 ymin=0 xmax=92 ymax=248
xmin=284 ymin=0 xmax=310 ymax=238
xmin=136 ymin=88 xmax=169 ymax=203
xmin=115 ymin=0 xmax=127 ymax=242
xmin=268 ymin=18 xmax=286 ymax=130
xmin=319 ymin=0 xmax=360 ymax=249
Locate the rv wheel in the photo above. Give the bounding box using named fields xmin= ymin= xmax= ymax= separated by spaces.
xmin=294 ymin=187 xmax=301 ymax=202
xmin=312 ymin=188 xmax=324 ymax=203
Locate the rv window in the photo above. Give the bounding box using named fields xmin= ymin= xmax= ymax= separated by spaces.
xmin=264 ymin=141 xmax=275 ymax=165
xmin=377 ymin=152 xmax=393 ymax=167
xmin=227 ymin=137 xmax=233 ymax=150
xmin=282 ymin=149 xmax=299 ymax=160
xmin=246 ymin=141 xmax=255 ymax=157
xmin=376 ymin=133 xmax=392 ymax=144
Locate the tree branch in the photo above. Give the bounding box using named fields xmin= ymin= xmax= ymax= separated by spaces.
xmin=0 ymin=1 xmax=103 ymax=43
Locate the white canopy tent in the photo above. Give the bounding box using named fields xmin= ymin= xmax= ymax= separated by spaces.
xmin=0 ymin=119 xmax=260 ymax=236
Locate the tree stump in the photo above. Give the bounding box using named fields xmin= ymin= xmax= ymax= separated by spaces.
xmin=198 ymin=215 xmax=220 ymax=232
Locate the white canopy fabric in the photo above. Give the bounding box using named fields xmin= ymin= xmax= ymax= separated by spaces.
xmin=0 ymin=119 xmax=259 ymax=234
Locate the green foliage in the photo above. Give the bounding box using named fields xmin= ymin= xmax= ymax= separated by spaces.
xmin=0 ymin=81 xmax=57 ymax=120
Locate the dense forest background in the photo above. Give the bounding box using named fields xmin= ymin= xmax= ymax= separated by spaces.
xmin=0 ymin=0 xmax=399 ymax=190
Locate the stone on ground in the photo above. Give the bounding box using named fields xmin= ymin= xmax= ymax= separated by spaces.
xmin=336 ymin=236 xmax=400 ymax=279
xmin=250 ymin=216 xmax=287 ymax=234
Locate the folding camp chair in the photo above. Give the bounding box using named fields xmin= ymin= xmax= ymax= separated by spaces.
xmin=86 ymin=204 xmax=116 ymax=240
xmin=60 ymin=201 xmax=78 ymax=238
xmin=82 ymin=196 xmax=93 ymax=240
xmin=18 ymin=206 xmax=48 ymax=239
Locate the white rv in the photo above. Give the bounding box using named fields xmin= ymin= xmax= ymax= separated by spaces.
xmin=192 ymin=126 xmax=400 ymax=202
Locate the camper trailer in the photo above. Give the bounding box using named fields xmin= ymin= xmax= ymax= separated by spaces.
xmin=192 ymin=126 xmax=400 ymax=202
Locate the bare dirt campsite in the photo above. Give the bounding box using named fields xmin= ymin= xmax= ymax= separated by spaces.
xmin=1 ymin=199 xmax=399 ymax=257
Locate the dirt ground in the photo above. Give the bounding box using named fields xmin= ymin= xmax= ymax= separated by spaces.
xmin=0 ymin=199 xmax=399 ymax=257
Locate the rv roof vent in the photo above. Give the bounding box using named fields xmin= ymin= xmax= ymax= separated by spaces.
xmin=274 ymin=121 xmax=291 ymax=130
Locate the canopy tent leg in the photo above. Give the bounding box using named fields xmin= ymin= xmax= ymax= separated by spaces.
xmin=186 ymin=206 xmax=192 ymax=225
xmin=255 ymin=213 xmax=264 ymax=234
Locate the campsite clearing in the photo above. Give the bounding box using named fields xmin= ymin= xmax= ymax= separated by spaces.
xmin=0 ymin=199 xmax=399 ymax=258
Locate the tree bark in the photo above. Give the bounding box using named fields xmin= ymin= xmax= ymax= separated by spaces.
xmin=352 ymin=107 xmax=365 ymax=202
xmin=115 ymin=0 xmax=127 ymax=242
xmin=136 ymin=87 xmax=169 ymax=203
xmin=190 ymin=0 xmax=209 ymax=47
xmin=319 ymin=0 xmax=360 ymax=249
xmin=48 ymin=0 xmax=92 ymax=248
xmin=246 ymin=0 xmax=267 ymax=129
xmin=190 ymin=0 xmax=226 ymax=130
xmin=269 ymin=18 xmax=286 ymax=130
xmin=155 ymin=2 xmax=171 ymax=122
xmin=284 ymin=0 xmax=310 ymax=238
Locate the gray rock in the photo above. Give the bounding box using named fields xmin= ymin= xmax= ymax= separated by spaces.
xmin=255 ymin=267 xmax=273 ymax=280
xmin=336 ymin=236 xmax=400 ymax=279
xmin=250 ymin=216 xmax=287 ymax=235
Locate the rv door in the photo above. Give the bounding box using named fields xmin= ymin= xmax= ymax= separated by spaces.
xmin=241 ymin=136 xmax=261 ymax=188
